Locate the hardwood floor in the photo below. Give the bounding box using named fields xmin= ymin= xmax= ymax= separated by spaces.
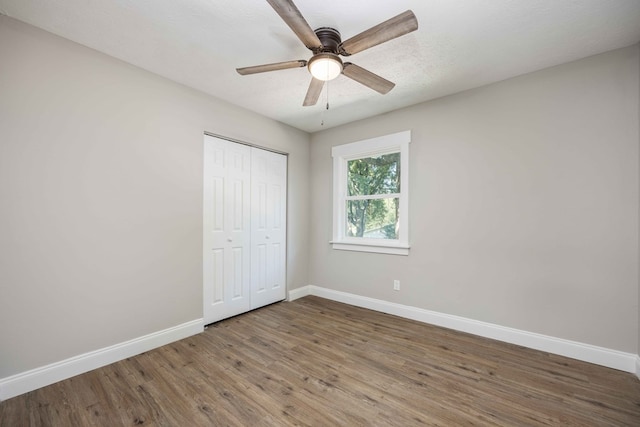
xmin=2 ymin=296 xmax=640 ymax=426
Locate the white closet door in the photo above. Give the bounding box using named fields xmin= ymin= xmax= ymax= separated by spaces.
xmin=203 ymin=136 xmax=252 ymax=324
xmin=250 ymin=148 xmax=287 ymax=309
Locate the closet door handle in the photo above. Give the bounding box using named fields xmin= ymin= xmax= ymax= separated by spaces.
xmin=227 ymin=238 xmax=233 ymax=242
xmin=265 ymin=235 xmax=270 ymax=240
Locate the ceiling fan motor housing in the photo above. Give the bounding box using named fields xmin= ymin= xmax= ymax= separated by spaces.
xmin=314 ymin=27 xmax=342 ymax=53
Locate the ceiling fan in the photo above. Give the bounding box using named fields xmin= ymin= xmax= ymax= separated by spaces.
xmin=236 ymin=0 xmax=418 ymax=106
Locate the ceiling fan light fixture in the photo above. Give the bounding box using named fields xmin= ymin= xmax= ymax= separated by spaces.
xmin=308 ymin=53 xmax=343 ymax=81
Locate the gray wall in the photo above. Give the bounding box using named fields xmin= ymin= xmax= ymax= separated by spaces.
xmin=309 ymin=45 xmax=640 ymax=353
xmin=0 ymin=16 xmax=310 ymax=379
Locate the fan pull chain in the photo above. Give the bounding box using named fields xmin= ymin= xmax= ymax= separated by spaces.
xmin=321 ymin=80 xmax=330 ymax=127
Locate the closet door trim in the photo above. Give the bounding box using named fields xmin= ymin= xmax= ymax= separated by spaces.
xmin=204 ymin=132 xmax=289 ymax=156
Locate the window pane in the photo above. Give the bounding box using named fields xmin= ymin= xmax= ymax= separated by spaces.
xmin=346 ymin=198 xmax=399 ymax=239
xmin=347 ymin=152 xmax=400 ymax=196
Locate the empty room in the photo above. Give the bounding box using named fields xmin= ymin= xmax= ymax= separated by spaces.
xmin=1 ymin=0 xmax=640 ymax=425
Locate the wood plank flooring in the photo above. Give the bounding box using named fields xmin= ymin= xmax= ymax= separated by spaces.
xmin=2 ymin=296 xmax=640 ymax=426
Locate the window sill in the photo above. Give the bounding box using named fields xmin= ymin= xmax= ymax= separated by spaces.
xmin=330 ymin=241 xmax=410 ymax=256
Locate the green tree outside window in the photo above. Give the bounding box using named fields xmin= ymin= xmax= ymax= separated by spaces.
xmin=346 ymin=153 xmax=400 ymax=239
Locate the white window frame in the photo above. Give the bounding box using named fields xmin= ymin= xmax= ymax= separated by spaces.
xmin=331 ymin=130 xmax=410 ymax=256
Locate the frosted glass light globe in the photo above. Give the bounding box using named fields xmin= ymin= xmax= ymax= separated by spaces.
xmin=308 ymin=53 xmax=343 ymax=81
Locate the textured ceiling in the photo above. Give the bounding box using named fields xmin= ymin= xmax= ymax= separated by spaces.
xmin=1 ymin=0 xmax=640 ymax=133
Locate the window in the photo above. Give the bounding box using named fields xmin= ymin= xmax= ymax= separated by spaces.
xmin=331 ymin=131 xmax=410 ymax=255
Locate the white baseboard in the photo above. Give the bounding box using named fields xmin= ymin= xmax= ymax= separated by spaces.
xmin=288 ymin=285 xmax=311 ymax=301
xmin=305 ymin=285 xmax=638 ymax=374
xmin=4 ymin=290 xmax=637 ymax=402
xmin=0 ymin=319 xmax=204 ymax=401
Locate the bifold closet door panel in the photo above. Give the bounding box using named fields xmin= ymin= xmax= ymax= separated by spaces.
xmin=203 ymin=136 xmax=252 ymax=324
xmin=250 ymin=147 xmax=287 ymax=309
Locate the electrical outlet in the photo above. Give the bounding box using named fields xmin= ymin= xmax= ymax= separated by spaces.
xmin=393 ymin=280 xmax=400 ymax=291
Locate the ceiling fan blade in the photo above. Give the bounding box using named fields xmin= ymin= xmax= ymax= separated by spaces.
xmin=303 ymin=78 xmax=324 ymax=106
xmin=236 ymin=60 xmax=307 ymax=75
xmin=342 ymin=63 xmax=395 ymax=94
xmin=339 ymin=10 xmax=418 ymax=56
xmin=266 ymin=0 xmax=323 ymax=51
